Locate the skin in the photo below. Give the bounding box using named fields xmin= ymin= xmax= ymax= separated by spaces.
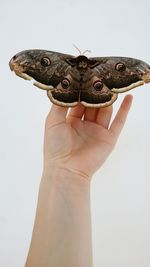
xmin=25 ymin=95 xmax=133 ymax=267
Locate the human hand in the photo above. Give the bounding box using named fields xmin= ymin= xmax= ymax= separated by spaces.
xmin=43 ymin=95 xmax=133 ymax=180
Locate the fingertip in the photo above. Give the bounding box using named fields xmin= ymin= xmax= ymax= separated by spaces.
xmin=46 ymin=103 xmax=69 ymax=126
xmin=124 ymin=94 xmax=133 ymax=106
xmin=50 ymin=103 xmax=68 ymax=113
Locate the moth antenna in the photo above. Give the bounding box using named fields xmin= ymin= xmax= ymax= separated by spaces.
xmin=73 ymin=44 xmax=82 ymax=55
xmin=83 ymin=49 xmax=92 ymax=56
xmin=73 ymin=44 xmax=92 ymax=56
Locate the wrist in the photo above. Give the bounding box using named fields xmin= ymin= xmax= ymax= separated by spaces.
xmin=41 ymin=164 xmax=91 ymax=194
xmin=42 ymin=161 xmax=91 ymax=182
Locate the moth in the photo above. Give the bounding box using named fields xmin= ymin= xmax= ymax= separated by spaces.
xmin=9 ymin=49 xmax=150 ymax=108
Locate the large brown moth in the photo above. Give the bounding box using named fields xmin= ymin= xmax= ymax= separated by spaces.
xmin=9 ymin=49 xmax=150 ymax=108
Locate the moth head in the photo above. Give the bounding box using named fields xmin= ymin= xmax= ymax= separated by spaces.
xmin=66 ymin=55 xmax=100 ymax=69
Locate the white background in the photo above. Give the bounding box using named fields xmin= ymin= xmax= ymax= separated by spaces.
xmin=0 ymin=0 xmax=150 ymax=266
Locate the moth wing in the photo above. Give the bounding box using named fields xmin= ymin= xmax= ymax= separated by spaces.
xmin=89 ymin=56 xmax=150 ymax=93
xmin=9 ymin=49 xmax=80 ymax=106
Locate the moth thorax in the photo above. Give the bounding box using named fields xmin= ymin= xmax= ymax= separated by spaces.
xmin=77 ymin=61 xmax=88 ymax=70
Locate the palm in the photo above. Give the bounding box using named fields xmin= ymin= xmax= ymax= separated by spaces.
xmin=44 ymin=96 xmax=132 ymax=178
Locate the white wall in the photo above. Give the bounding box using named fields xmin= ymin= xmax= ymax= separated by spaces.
xmin=0 ymin=0 xmax=150 ymax=266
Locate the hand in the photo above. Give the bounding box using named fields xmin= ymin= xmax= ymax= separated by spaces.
xmin=43 ymin=95 xmax=133 ymax=180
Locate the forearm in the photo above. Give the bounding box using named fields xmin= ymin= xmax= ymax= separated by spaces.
xmin=25 ymin=167 xmax=93 ymax=267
